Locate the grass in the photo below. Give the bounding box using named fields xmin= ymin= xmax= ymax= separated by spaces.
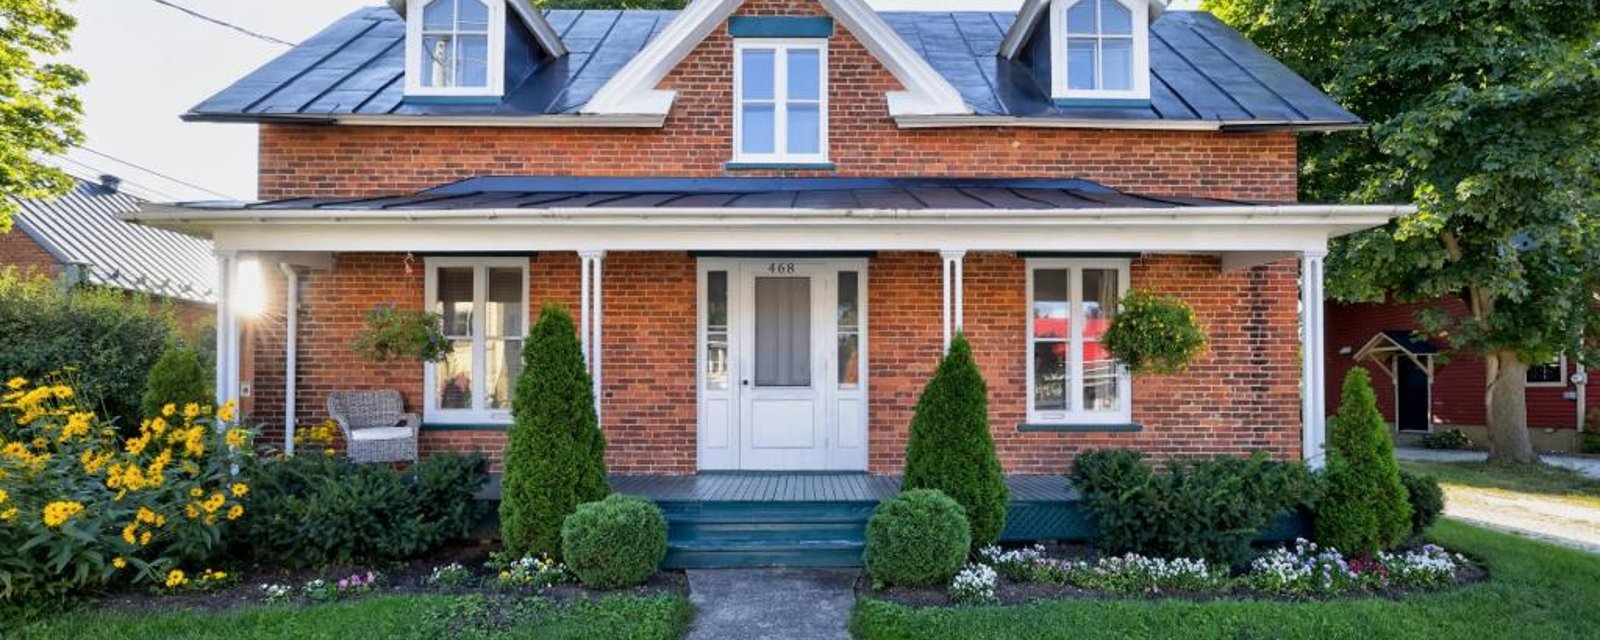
xmin=10 ymin=593 xmax=694 ymax=640
xmin=851 ymin=520 xmax=1600 ymax=640
xmin=1399 ymin=460 xmax=1600 ymax=507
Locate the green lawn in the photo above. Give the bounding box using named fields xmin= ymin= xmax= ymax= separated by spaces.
xmin=852 ymin=521 xmax=1600 ymax=640
xmin=1400 ymin=460 xmax=1600 ymax=507
xmin=11 ymin=593 xmax=693 ymax=640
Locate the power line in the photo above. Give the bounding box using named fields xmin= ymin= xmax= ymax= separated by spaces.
xmin=76 ymin=146 xmax=239 ymax=201
xmin=53 ymin=154 xmax=184 ymax=202
xmin=146 ymin=0 xmax=299 ymax=48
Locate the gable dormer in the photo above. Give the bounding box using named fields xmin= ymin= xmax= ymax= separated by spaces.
xmin=1003 ymin=0 xmax=1166 ymax=107
xmin=389 ymin=0 xmax=566 ymax=103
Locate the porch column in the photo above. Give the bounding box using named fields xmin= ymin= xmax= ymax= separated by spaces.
xmin=579 ymin=250 xmax=606 ymax=419
xmin=213 ymin=252 xmax=243 ymax=408
xmin=1301 ymin=250 xmax=1328 ymax=468
xmin=940 ymin=249 xmax=967 ymax=351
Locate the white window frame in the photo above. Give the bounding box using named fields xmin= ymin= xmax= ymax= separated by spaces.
xmin=1049 ymin=0 xmax=1150 ymax=102
xmin=732 ymin=39 xmax=830 ymax=165
xmin=404 ymin=0 xmax=507 ymax=99
xmin=423 ymin=257 xmax=528 ymax=425
xmin=1526 ymin=353 xmax=1568 ymax=388
xmin=1025 ymin=259 xmax=1133 ymax=425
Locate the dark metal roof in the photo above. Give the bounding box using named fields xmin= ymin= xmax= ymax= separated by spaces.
xmin=171 ymin=176 xmax=1256 ymax=213
xmin=10 ymin=177 xmax=216 ymax=303
xmin=186 ymin=7 xmax=1357 ymax=128
xmin=1378 ymin=330 xmax=1440 ymax=356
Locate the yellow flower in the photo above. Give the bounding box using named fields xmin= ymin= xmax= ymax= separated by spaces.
xmin=217 ymin=400 xmax=238 ymax=423
xmin=149 ymin=416 xmax=168 ymax=437
xmin=112 ymin=557 xmax=126 ymax=569
xmin=225 ymin=428 xmax=248 ymax=449
xmin=136 ymin=506 xmax=166 ymax=527
xmin=125 ymin=433 xmax=151 ymax=455
xmin=185 ymin=503 xmax=200 ymax=520
xmin=139 ymin=531 xmax=152 ymax=546
xmin=42 ymin=501 xmax=85 ymax=528
xmin=122 ymin=521 xmax=139 ymax=545
xmin=4 ymin=377 xmax=25 ymax=390
xmin=59 ymin=412 xmax=93 ymax=442
xmin=0 ymin=507 xmax=16 ymax=522
xmin=50 ymin=385 xmax=73 ymax=400
xmin=161 ymin=403 xmax=176 ymax=417
xmin=0 ymin=488 xmax=7 ymax=504
xmin=183 ymin=403 xmax=201 ymax=419
xmin=230 ymin=483 xmax=249 ymax=498
xmin=165 ymin=569 xmax=187 ymax=588
xmin=227 ymin=504 xmax=244 ymax=521
xmin=203 ymin=493 xmax=225 ymax=514
xmin=190 ymin=487 xmax=203 ymax=498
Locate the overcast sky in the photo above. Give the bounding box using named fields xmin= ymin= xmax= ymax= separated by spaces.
xmin=54 ymin=0 xmax=1199 ymax=201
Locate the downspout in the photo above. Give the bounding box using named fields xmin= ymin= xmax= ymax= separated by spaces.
xmin=278 ymin=262 xmax=299 ymax=455
xmin=1576 ymin=367 xmax=1587 ymax=438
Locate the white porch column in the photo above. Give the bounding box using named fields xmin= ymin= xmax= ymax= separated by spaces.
xmin=578 ymin=250 xmax=606 ymax=419
xmin=1301 ymin=250 xmax=1328 ymax=468
xmin=213 ymin=252 xmax=243 ymax=407
xmin=940 ymin=249 xmax=967 ymax=351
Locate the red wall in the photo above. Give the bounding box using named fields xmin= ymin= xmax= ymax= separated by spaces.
xmin=0 ymin=229 xmax=61 ymax=276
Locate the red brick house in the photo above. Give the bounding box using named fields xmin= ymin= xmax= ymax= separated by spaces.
xmin=132 ymin=0 xmax=1409 ymax=480
xmin=1328 ymin=300 xmax=1593 ymax=453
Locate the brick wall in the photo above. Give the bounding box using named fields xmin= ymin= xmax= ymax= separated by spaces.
xmin=246 ymin=250 xmax=1302 ymax=474
xmin=256 ymin=0 xmax=1297 ymax=202
xmin=0 ymin=228 xmax=61 ymax=276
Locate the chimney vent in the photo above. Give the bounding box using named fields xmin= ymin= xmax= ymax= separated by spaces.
xmin=99 ymin=174 xmax=122 ymax=193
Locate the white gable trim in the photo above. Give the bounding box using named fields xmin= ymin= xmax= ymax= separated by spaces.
xmin=387 ymin=0 xmax=566 ymax=58
xmin=581 ymin=0 xmax=970 ymax=119
xmin=1001 ymin=0 xmax=1168 ymax=60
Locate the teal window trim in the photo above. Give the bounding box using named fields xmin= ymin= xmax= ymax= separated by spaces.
xmin=725 ymin=162 xmax=836 ymax=171
xmin=1017 ymin=422 xmax=1143 ymax=433
xmin=1052 ymin=98 xmax=1151 ymax=109
xmin=728 ymin=16 xmax=834 ymax=39
xmin=422 ymin=423 xmax=510 ymax=432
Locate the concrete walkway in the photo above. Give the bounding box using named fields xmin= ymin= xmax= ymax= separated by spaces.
xmin=1395 ymin=447 xmax=1600 ymax=479
xmin=686 ymin=568 xmax=858 ymax=640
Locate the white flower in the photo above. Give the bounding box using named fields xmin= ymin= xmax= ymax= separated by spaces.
xmin=949 ymin=563 xmax=999 ymax=604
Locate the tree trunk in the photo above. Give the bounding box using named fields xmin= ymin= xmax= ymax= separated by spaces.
xmin=1485 ymin=350 xmax=1540 ymax=465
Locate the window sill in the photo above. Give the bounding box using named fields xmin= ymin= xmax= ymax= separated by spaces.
xmin=1051 ymin=97 xmax=1151 ymax=109
xmin=421 ymin=423 xmax=510 ymax=432
xmin=402 ymin=94 xmax=505 ymax=105
xmin=1018 ymin=422 xmax=1143 ymax=433
xmin=725 ymin=162 xmax=836 ymax=171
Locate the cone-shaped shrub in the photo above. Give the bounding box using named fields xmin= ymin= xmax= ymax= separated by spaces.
xmin=500 ymin=303 xmax=611 ymax=558
xmin=140 ymin=343 xmax=212 ymax=419
xmin=1314 ymin=368 xmax=1412 ymax=554
xmin=900 ymin=333 xmax=1008 ymax=549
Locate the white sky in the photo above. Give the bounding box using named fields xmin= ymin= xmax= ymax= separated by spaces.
xmin=55 ymin=0 xmax=1199 ymax=201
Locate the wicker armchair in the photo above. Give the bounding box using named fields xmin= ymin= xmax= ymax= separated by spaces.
xmin=326 ymin=390 xmax=420 ymax=464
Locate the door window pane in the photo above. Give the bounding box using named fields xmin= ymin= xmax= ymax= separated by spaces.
xmin=437 ymin=340 xmax=473 ymax=409
xmin=706 ymin=271 xmax=730 ymax=390
xmin=437 ymin=267 xmax=474 ymax=336
xmin=754 ymin=277 xmax=811 ymax=387
xmin=837 ymin=271 xmax=859 ymax=388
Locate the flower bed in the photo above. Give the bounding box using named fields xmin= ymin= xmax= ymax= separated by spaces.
xmin=865 ymin=540 xmax=1483 ymax=608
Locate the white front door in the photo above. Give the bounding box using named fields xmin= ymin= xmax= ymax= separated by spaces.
xmin=697 ymin=258 xmax=868 ymax=471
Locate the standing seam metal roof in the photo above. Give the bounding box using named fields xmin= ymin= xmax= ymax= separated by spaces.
xmin=10 ymin=177 xmax=216 ymax=303
xmin=186 ymin=7 xmax=1357 ymax=127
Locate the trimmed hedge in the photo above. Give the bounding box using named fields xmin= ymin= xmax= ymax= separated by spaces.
xmin=864 ymin=489 xmax=971 ymax=587
xmin=1400 ymin=470 xmax=1445 ymax=537
xmin=500 ymin=304 xmax=611 ymax=558
xmin=140 ymin=343 xmax=212 ymax=419
xmin=561 ymin=494 xmax=668 ymax=589
xmin=900 ymin=334 xmax=1007 ymax=550
xmin=1073 ymin=449 xmax=1318 ymax=567
xmin=1315 ymin=368 xmax=1413 ymax=554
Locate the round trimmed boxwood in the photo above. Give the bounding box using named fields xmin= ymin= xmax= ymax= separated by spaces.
xmin=1400 ymin=469 xmax=1445 ymax=536
xmin=561 ymin=494 xmax=667 ymax=589
xmin=864 ymin=489 xmax=971 ymax=587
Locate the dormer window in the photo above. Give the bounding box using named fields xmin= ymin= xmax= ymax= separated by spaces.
xmin=405 ymin=0 xmax=506 ymax=99
xmin=733 ymin=40 xmax=829 ymax=166
xmin=1050 ymin=0 xmax=1150 ymax=104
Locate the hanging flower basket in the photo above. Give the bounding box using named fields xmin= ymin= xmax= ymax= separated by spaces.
xmin=1101 ymin=290 xmax=1208 ymax=375
xmin=351 ymin=304 xmax=450 ymax=363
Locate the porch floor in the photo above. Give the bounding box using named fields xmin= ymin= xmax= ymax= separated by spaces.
xmin=607 ymin=473 xmax=1077 ymax=503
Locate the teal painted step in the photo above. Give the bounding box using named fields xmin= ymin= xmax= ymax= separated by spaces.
xmin=658 ymin=500 xmax=874 ymax=569
xmin=664 ymin=538 xmax=865 ymax=569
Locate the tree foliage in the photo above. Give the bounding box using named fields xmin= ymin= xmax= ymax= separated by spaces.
xmin=140 ymin=342 xmax=212 ymax=420
xmin=900 ymin=333 xmax=1008 ymax=550
xmin=0 ymin=0 xmax=87 ymax=233
xmin=1315 ymin=369 xmax=1413 ymax=555
xmin=1207 ymin=0 xmax=1600 ymax=463
xmin=499 ymin=304 xmax=610 ymax=559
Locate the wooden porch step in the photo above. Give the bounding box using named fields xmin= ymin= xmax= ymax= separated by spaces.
xmin=663 ymin=538 xmax=866 ymax=569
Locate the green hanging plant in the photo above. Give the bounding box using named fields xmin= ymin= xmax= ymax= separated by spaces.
xmin=1101 ymin=290 xmax=1208 ymax=375
xmin=352 ymin=304 xmax=450 ymax=363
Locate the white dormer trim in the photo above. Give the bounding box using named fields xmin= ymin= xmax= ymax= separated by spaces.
xmin=582 ymin=0 xmax=970 ymax=120
xmin=402 ymin=0 xmax=508 ymax=99
xmin=1049 ymin=0 xmax=1151 ymax=102
xmin=1000 ymin=0 xmax=1167 ymax=60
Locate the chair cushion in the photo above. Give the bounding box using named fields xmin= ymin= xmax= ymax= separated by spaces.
xmin=348 ymin=426 xmax=413 ymax=442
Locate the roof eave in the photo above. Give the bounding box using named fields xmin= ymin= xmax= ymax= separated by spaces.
xmin=893 ymin=114 xmax=1365 ymax=132
xmin=182 ymin=111 xmax=668 ymax=128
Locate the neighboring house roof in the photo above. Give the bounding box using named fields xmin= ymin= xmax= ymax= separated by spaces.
xmin=184 ymin=7 xmax=1359 ymax=130
xmin=161 ymin=176 xmax=1261 ymax=213
xmin=9 ymin=176 xmax=216 ymax=304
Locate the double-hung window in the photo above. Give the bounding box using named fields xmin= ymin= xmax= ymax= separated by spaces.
xmin=425 ymin=258 xmax=528 ymax=424
xmin=1027 ymin=260 xmax=1132 ymax=424
xmin=406 ymin=0 xmax=505 ymax=98
xmin=1527 ymin=354 xmax=1567 ymax=387
xmin=734 ymin=40 xmax=828 ymax=164
xmin=1050 ymin=0 xmax=1149 ymax=102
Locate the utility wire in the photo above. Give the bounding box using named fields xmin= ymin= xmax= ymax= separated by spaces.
xmin=146 ymin=0 xmax=299 ymax=48
xmin=54 ymin=154 xmax=184 ymax=202
xmin=76 ymin=147 xmax=239 ymax=201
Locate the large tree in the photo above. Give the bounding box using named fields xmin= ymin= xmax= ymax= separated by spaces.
xmin=1206 ymin=0 xmax=1600 ymax=464
xmin=0 ymin=0 xmax=86 ymax=232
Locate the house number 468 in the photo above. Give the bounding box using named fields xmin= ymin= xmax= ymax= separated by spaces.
xmin=767 ymin=263 xmax=797 ymax=274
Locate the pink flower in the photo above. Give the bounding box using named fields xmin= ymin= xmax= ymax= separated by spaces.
xmin=337 ymin=579 xmax=349 ymax=589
